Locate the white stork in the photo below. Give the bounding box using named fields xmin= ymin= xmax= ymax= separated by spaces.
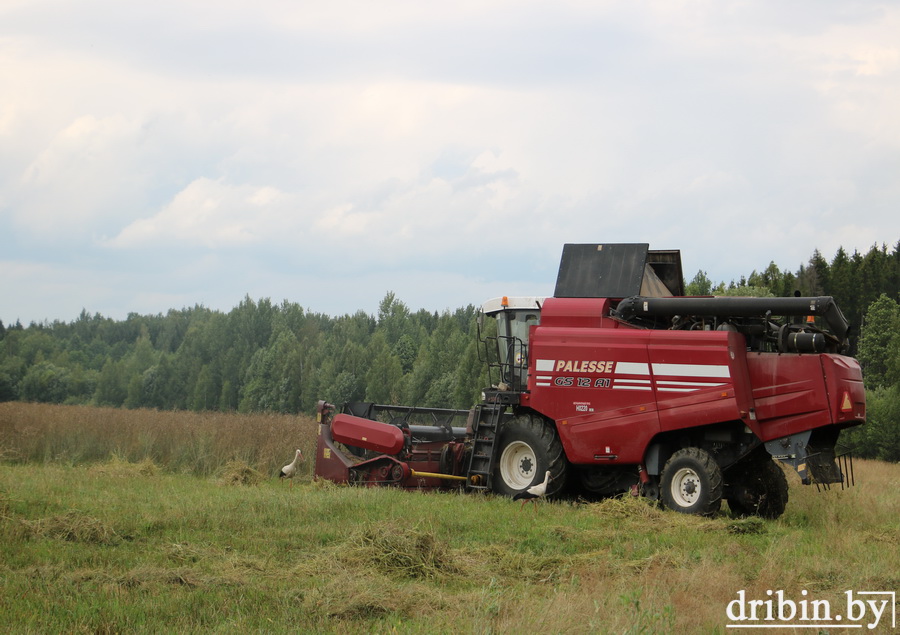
xmin=512 ymin=470 xmax=552 ymax=510
xmin=279 ymin=449 xmax=304 ymax=486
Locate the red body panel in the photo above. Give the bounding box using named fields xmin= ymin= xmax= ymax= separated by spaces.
xmin=821 ymin=354 xmax=866 ymax=424
xmin=745 ymin=354 xmax=831 ymax=441
xmin=332 ymin=414 xmax=405 ymax=454
xmin=745 ymin=353 xmax=866 ymax=441
xmin=528 ymin=297 xmax=863 ymax=466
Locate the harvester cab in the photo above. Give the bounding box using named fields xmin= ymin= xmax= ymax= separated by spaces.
xmin=479 ymin=295 xmax=543 ymax=397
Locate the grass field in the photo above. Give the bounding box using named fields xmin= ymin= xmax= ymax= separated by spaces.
xmin=1 ymin=403 xmax=898 ymax=633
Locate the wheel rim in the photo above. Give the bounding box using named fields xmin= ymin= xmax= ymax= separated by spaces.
xmin=670 ymin=466 xmax=702 ymax=508
xmin=499 ymin=440 xmax=538 ymax=489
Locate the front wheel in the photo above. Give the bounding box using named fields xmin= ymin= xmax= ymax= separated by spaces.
xmin=660 ymin=447 xmax=723 ymax=516
xmin=492 ymin=413 xmax=567 ymax=499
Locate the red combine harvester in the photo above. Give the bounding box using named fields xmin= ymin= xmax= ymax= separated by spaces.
xmin=314 ymin=244 xmax=865 ymax=517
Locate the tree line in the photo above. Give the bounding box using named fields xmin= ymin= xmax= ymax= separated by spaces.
xmin=2 ymin=241 xmax=899 ymax=460
xmin=0 ymin=293 xmax=486 ymax=415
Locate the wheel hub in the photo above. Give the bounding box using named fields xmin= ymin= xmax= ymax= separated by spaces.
xmin=671 ymin=467 xmax=701 ymax=507
xmin=499 ymin=440 xmax=538 ymax=489
xmin=519 ymin=456 xmax=534 ymax=475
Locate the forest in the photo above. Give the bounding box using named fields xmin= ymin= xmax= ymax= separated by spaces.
xmin=2 ymin=242 xmax=900 ymax=461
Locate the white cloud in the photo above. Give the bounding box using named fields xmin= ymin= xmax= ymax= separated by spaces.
xmin=17 ymin=114 xmax=143 ymax=227
xmin=314 ymin=204 xmax=374 ymax=236
xmin=2 ymin=0 xmax=899 ymax=324
xmin=107 ymin=178 xmax=296 ymax=248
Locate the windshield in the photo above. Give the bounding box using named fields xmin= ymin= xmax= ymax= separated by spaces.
xmin=495 ymin=309 xmax=540 ymax=388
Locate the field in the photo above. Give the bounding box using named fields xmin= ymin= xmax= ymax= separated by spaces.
xmin=1 ymin=403 xmax=899 ymax=633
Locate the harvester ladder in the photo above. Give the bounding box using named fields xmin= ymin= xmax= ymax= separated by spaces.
xmin=466 ymin=404 xmax=505 ymax=490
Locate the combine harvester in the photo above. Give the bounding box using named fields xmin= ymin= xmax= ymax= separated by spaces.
xmin=314 ymin=244 xmax=865 ymax=517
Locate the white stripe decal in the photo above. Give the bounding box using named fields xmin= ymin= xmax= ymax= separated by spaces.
xmin=656 ymin=380 xmax=726 ymax=387
xmin=612 ymin=385 xmax=652 ymax=391
xmin=657 ymin=387 xmax=699 ymax=392
xmin=615 ymin=362 xmax=650 ymax=375
xmin=615 ymin=379 xmax=651 ymax=384
xmin=536 ymin=359 xmax=555 ymax=372
xmin=651 ymin=363 xmax=730 ymax=378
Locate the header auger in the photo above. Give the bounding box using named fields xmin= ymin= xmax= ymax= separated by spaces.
xmin=313 ymin=244 xmax=865 ymax=518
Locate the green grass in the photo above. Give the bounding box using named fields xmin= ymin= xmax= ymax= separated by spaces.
xmin=2 ymin=458 xmax=898 ymax=633
xmin=1 ymin=403 xmax=898 ymax=632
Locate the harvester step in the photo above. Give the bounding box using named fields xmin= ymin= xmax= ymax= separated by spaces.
xmin=465 ymin=405 xmax=505 ymax=491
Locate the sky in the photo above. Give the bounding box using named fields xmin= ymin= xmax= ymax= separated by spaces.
xmin=2 ymin=0 xmax=899 ymax=325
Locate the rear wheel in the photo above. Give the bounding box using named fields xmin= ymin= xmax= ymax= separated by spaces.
xmin=493 ymin=413 xmax=567 ymax=498
xmin=726 ymin=459 xmax=789 ymax=519
xmin=660 ymin=447 xmax=723 ymax=516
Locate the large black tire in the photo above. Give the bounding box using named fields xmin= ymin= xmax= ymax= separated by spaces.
xmin=726 ymin=459 xmax=789 ymax=519
xmin=660 ymin=447 xmax=723 ymax=516
xmin=492 ymin=413 xmax=567 ymax=499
